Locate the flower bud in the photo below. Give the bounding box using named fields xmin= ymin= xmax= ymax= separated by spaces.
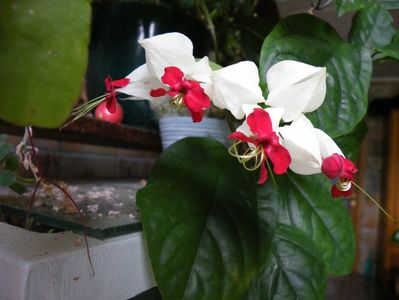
xmin=321 ymin=153 xmax=344 ymax=179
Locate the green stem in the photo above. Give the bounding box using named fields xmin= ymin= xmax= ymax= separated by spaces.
xmin=197 ymin=0 xmax=220 ymax=62
xmin=265 ymin=160 xmax=278 ymax=190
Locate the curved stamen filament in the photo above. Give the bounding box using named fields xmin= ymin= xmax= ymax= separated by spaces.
xmin=228 ymin=140 xmax=265 ymax=172
xmin=350 ymin=181 xmax=398 ymax=223
xmin=170 ymin=94 xmax=184 ymax=111
xmin=62 ymin=93 xmax=110 ymax=128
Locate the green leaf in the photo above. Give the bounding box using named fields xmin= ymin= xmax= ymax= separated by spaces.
xmin=5 ymin=154 xmax=20 ymax=171
xmin=373 ymin=31 xmax=399 ymax=61
xmin=349 ymin=3 xmax=395 ymax=49
xmin=0 ymin=134 xmax=6 ymax=145
xmin=0 ymin=144 xmax=13 ymax=162
xmin=0 ymin=0 xmax=91 ymax=128
xmin=138 ymin=137 xmax=355 ymax=299
xmin=259 ymin=14 xmax=372 ymax=138
xmin=380 ymin=0 xmax=399 ymax=9
xmin=265 ymin=173 xmax=356 ymax=276
xmin=335 ymin=120 xmax=368 ymax=161
xmin=334 ymin=0 xmax=398 ymax=16
xmin=9 ymin=181 xmax=27 ymax=194
xmin=374 ymin=43 xmax=399 ymax=61
xmin=0 ymin=170 xmax=16 ymax=186
xmin=335 ymin=0 xmax=374 ymax=16
xmin=244 ymin=225 xmax=326 ymax=300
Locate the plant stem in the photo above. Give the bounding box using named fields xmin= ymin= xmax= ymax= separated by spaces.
xmin=265 ymin=160 xmax=278 ymax=190
xmin=197 ymin=0 xmax=220 ymax=62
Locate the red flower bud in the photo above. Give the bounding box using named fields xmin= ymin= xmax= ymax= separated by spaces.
xmin=321 ymin=153 xmax=344 ymax=179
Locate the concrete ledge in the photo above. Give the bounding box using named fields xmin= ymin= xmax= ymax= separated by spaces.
xmin=0 ymin=222 xmax=155 ymax=300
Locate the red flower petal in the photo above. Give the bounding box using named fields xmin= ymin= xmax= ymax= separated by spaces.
xmin=322 ymin=153 xmax=344 ymax=179
xmin=161 ymin=67 xmax=184 ymax=90
xmin=111 ymin=78 xmax=130 ymax=87
xmin=105 ymin=76 xmax=113 ymax=92
xmin=246 ymin=108 xmax=273 ymax=141
xmin=341 ymin=158 xmax=358 ymax=180
xmin=228 ymin=131 xmax=258 ymax=145
xmin=331 ymin=185 xmax=353 ymax=198
xmin=167 ymin=90 xmax=180 ymax=97
xmin=265 ymin=144 xmax=291 ymax=175
xmin=228 ymin=131 xmax=258 ymax=146
xmin=258 ymin=162 xmax=268 ymax=184
xmin=105 ymin=94 xmax=117 ymax=114
xmin=183 ymin=85 xmax=210 ymax=123
xmin=150 ymin=88 xmax=168 ymax=97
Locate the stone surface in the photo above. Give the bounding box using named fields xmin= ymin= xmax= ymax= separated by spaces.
xmin=0 ymin=222 xmax=155 ymax=300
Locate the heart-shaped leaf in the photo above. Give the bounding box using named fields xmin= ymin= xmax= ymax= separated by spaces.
xmin=0 ymin=0 xmax=91 ymax=128
xmin=349 ymin=3 xmax=395 ymax=49
xmin=259 ymin=14 xmax=372 ymax=138
xmin=137 ymin=137 xmax=355 ymax=299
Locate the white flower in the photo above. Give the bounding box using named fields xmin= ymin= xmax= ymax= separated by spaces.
xmin=117 ymin=32 xmax=212 ymax=100
xmin=210 ymin=61 xmax=265 ymax=120
xmin=265 ymin=60 xmax=327 ymax=122
xmin=279 ymin=114 xmax=343 ymax=175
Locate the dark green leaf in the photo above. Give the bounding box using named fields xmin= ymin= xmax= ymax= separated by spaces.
xmin=9 ymin=182 xmax=27 ymax=194
xmin=5 ymin=154 xmax=20 ymax=171
xmin=335 ymin=0 xmax=399 ymax=16
xmin=335 ymin=0 xmax=374 ymax=16
xmin=0 ymin=134 xmax=6 ymax=145
xmin=378 ymin=0 xmax=399 ymax=9
xmin=0 ymin=170 xmax=16 ymax=186
xmin=138 ymin=137 xmax=355 ymax=299
xmin=373 ymin=33 xmax=399 ymax=61
xmin=260 ymin=14 xmax=372 ymax=138
xmin=335 ymin=120 xmax=368 ymax=161
xmin=0 ymin=144 xmax=13 ymax=162
xmin=349 ymin=3 xmax=395 ymax=49
xmin=0 ymin=0 xmax=91 ymax=128
xmin=244 ymin=225 xmax=326 ymax=300
xmin=264 ymin=173 xmax=356 ymax=276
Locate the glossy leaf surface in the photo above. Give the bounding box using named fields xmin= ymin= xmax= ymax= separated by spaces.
xmin=137 ymin=138 xmax=355 ymax=299
xmin=259 ymin=14 xmax=372 ymax=138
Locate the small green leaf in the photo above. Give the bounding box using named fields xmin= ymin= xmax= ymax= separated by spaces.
xmin=0 ymin=170 xmax=16 ymax=186
xmin=349 ymin=3 xmax=395 ymax=49
xmin=0 ymin=144 xmax=13 ymax=162
xmin=5 ymin=154 xmax=20 ymax=171
xmin=9 ymin=182 xmax=27 ymax=194
xmin=259 ymin=14 xmax=372 ymax=138
xmin=379 ymin=0 xmax=399 ymax=9
xmin=335 ymin=0 xmax=374 ymax=16
xmin=208 ymin=60 xmax=223 ymax=71
xmin=373 ymin=29 xmax=399 ymax=61
xmin=0 ymin=0 xmax=91 ymax=128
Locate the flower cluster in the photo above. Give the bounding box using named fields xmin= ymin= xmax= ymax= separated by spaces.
xmin=85 ymin=32 xmax=358 ymax=198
